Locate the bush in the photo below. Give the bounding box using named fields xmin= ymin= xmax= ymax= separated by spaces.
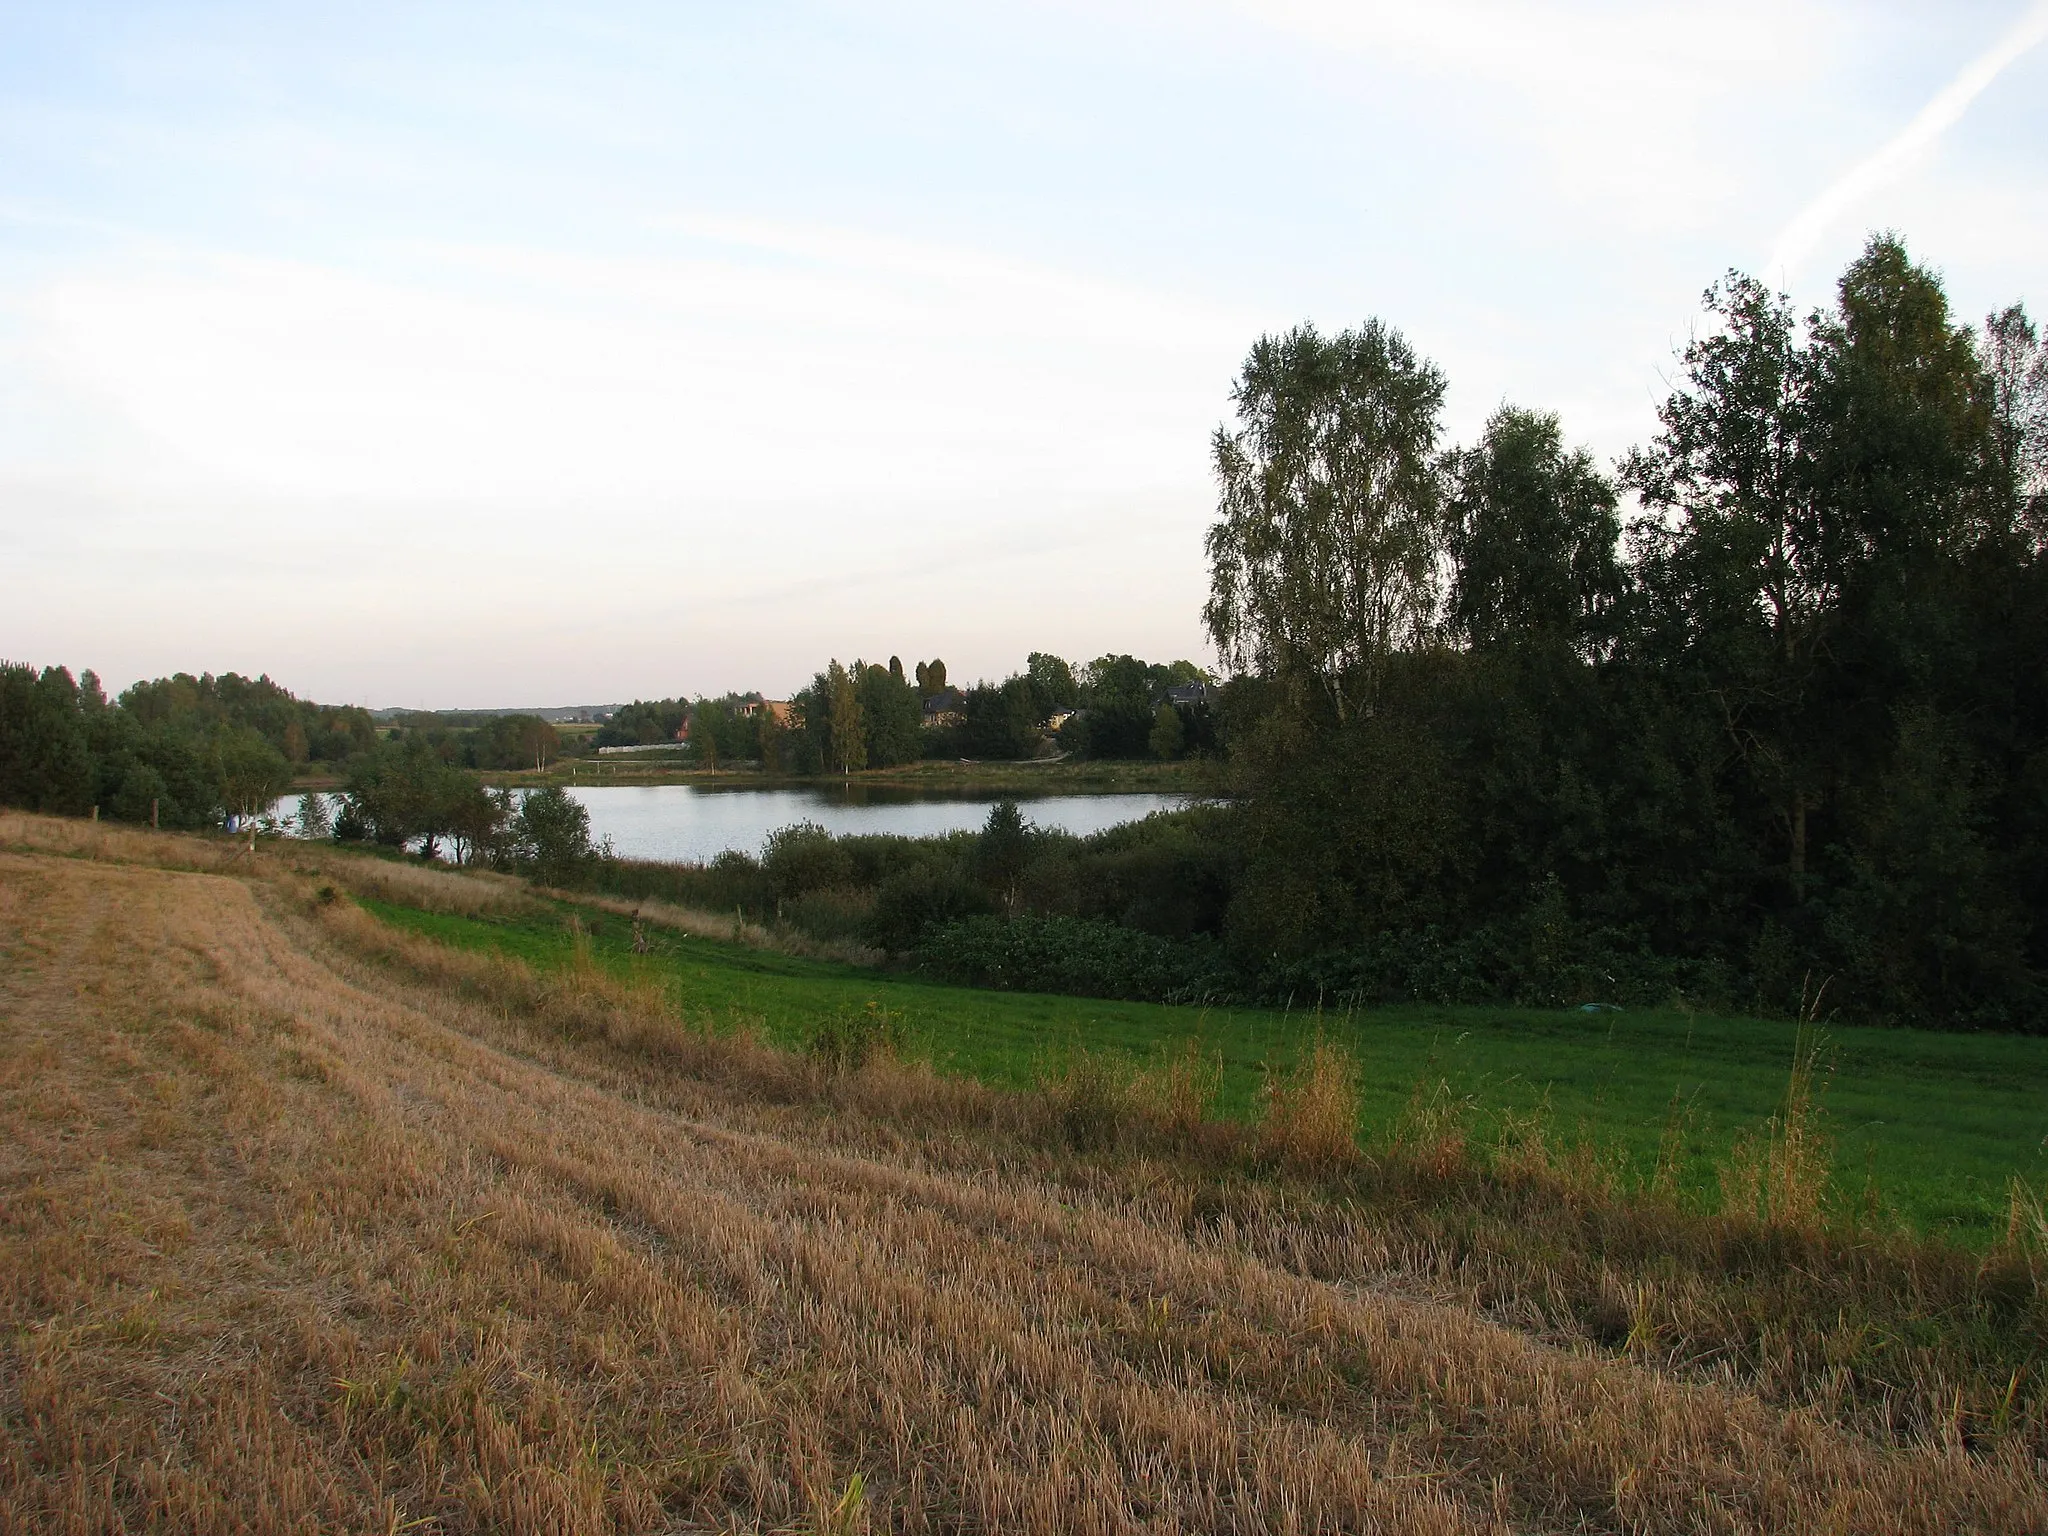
xmin=866 ymin=863 xmax=993 ymax=952
xmin=782 ymin=885 xmax=876 ymax=944
xmin=917 ymin=915 xmax=1240 ymax=1004
xmin=763 ymin=821 xmax=854 ymax=903
xmin=514 ymin=786 xmax=595 ymax=883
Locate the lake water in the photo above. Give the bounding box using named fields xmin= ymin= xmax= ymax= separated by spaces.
xmin=276 ymin=785 xmax=1190 ymax=864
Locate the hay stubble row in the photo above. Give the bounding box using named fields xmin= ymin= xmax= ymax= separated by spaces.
xmin=2 ymin=837 xmax=2043 ymax=1532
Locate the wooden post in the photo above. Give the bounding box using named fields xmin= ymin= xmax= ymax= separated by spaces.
xmin=91 ymin=805 xmax=99 ymax=822
xmin=151 ymin=798 xmax=159 ymax=829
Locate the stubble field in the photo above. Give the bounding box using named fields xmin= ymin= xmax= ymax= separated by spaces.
xmin=3 ymin=815 xmax=2045 ymax=1533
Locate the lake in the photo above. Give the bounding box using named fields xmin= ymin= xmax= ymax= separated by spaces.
xmin=276 ymin=784 xmax=1191 ymax=864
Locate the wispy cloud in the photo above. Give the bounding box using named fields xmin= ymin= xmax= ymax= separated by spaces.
xmin=1767 ymin=1 xmax=2048 ymax=281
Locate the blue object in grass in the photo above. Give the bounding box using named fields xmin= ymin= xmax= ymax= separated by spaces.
xmin=1578 ymin=1002 xmax=1623 ymax=1013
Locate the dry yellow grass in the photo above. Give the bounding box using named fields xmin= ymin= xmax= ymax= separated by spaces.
xmin=3 ymin=826 xmax=2045 ymax=1533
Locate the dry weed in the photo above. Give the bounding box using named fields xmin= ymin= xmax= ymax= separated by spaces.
xmin=1257 ymin=1034 xmax=1363 ymax=1169
xmin=1719 ymin=1022 xmax=1834 ymax=1228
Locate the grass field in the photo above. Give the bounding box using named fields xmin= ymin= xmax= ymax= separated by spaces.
xmin=363 ymin=894 xmax=2048 ymax=1244
xmin=4 ymin=815 xmax=2046 ymax=1532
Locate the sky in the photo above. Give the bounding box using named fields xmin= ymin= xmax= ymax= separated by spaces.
xmin=2 ymin=1 xmax=2043 ymax=708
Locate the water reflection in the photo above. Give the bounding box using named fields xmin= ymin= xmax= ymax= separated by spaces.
xmin=275 ymin=784 xmax=1191 ymax=865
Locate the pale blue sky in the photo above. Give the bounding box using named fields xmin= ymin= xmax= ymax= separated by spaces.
xmin=3 ymin=1 xmax=2043 ymax=706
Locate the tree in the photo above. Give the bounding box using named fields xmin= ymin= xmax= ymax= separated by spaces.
xmin=1982 ymin=303 xmax=2048 ymax=544
xmin=0 ymin=664 xmax=93 ymax=814
xmin=1621 ymin=271 xmax=1835 ymax=888
xmin=595 ymin=699 xmax=686 ymax=748
xmin=471 ymin=713 xmax=558 ymax=770
xmin=1449 ymin=406 xmax=1623 ymax=653
xmin=756 ymin=707 xmax=787 ymax=773
xmin=973 ymin=799 xmax=1034 ymax=913
xmin=1205 ymin=320 xmax=1449 ymax=720
xmin=826 ymin=661 xmax=866 ymax=773
xmin=693 ymin=700 xmax=726 ymax=768
xmin=513 ymin=786 xmax=594 ymax=883
xmin=1026 ymin=652 xmax=1078 ymax=716
xmin=914 ymin=659 xmax=947 ymax=697
xmin=962 ymin=679 xmax=1040 ymax=760
xmin=298 ymin=790 xmax=333 ymax=839
xmin=443 ymin=781 xmax=509 ymax=866
xmin=1149 ymin=702 xmax=1186 ymax=760
xmin=342 ymin=736 xmax=472 ymax=855
xmin=857 ymin=661 xmax=923 ymax=767
xmin=214 ymin=727 xmax=294 ymax=851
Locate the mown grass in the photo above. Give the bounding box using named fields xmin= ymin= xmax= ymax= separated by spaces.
xmin=361 ymin=894 xmax=2048 ymax=1243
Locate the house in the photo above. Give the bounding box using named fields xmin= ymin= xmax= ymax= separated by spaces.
xmin=1163 ymin=682 xmax=1211 ymax=709
xmin=736 ymin=699 xmax=794 ymax=726
xmin=1045 ymin=706 xmax=1079 ymax=731
xmin=922 ymin=689 xmax=965 ymax=729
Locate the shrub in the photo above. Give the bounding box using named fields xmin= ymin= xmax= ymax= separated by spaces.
xmin=916 ymin=915 xmax=1240 ymax=1004
xmin=866 ymin=863 xmax=992 ymax=952
xmin=763 ymin=821 xmax=854 ymax=902
xmin=782 ymin=885 xmax=876 ymax=944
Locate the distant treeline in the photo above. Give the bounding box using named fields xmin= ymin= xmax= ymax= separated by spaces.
xmin=0 ymin=667 xmax=367 ymax=829
xmin=596 ymin=651 xmax=1216 ymax=770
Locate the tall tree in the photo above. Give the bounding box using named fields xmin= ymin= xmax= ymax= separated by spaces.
xmin=1448 ymin=406 xmax=1623 ymax=654
xmin=1026 ymin=652 xmax=1078 ymax=714
xmin=1621 ymin=272 xmax=1834 ymax=887
xmin=857 ymin=661 xmax=922 ymax=767
xmin=826 ymin=661 xmax=866 ymax=773
xmin=1982 ymin=303 xmax=2048 ymax=542
xmin=1205 ymin=320 xmax=1448 ymax=720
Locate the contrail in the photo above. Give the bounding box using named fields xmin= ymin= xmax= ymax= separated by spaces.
xmin=1767 ymin=1 xmax=2048 ymax=281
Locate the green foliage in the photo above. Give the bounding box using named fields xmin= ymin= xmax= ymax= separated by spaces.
xmin=213 ymin=727 xmax=294 ymax=826
xmin=1216 ymin=234 xmax=2048 ymax=1029
xmin=1025 ymin=651 xmax=1078 ymax=713
xmin=972 ymin=799 xmax=1033 ymax=909
xmin=297 ymin=790 xmax=334 ymax=839
xmin=960 ymin=678 xmax=1040 ymax=760
xmin=118 ymin=670 xmax=375 ymax=762
xmin=763 ymin=820 xmax=855 ymax=902
xmin=1148 ymin=702 xmax=1185 ymax=760
xmin=512 ymin=785 xmax=595 ymax=883
xmin=595 ymin=699 xmax=686 ymax=748
xmin=1206 ymin=319 xmax=1447 ymax=720
xmin=856 ymin=661 xmax=922 ymax=767
xmin=2 ymin=661 xmax=311 ymax=828
xmin=0 ymin=664 xmax=95 ymax=814
xmin=865 ymin=862 xmax=993 ymax=951
xmin=468 ymin=713 xmax=559 ymax=770
xmin=825 ymin=661 xmax=866 ymax=773
xmin=918 ymin=914 xmax=1238 ymax=1004
xmin=1448 ymin=405 xmax=1623 ymax=652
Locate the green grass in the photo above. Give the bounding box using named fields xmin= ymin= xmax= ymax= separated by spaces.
xmin=362 ymin=895 xmax=2048 ymax=1243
